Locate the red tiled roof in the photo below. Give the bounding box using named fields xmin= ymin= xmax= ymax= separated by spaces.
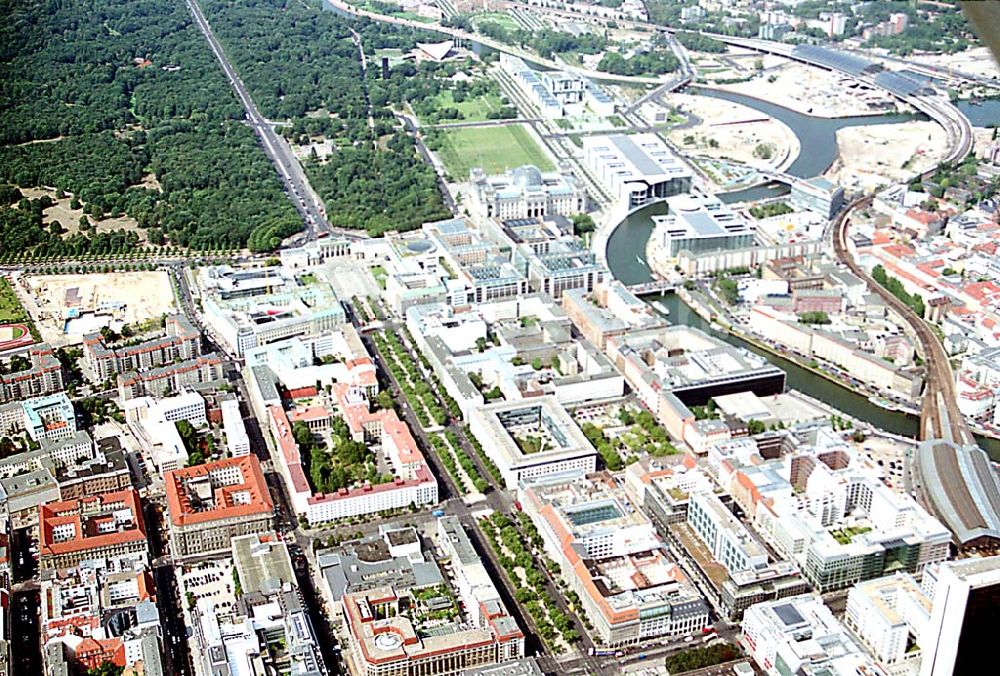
xmin=38 ymin=489 xmax=146 ymax=558
xmin=164 ymin=456 xmax=273 ymax=527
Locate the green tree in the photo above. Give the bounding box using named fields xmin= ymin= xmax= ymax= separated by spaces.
xmin=377 ymin=390 xmax=396 ymax=411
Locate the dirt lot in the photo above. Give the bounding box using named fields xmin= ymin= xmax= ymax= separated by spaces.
xmin=718 ymin=62 xmax=900 ymax=118
xmin=828 ymin=120 xmax=947 ymax=192
xmin=665 ymin=92 xmax=798 ymax=173
xmin=18 ymin=271 xmax=176 ymax=347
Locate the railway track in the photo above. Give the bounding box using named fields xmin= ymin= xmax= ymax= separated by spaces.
xmin=832 ymin=196 xmax=973 ymax=446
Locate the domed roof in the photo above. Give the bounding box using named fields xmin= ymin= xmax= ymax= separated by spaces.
xmin=511 ymin=165 xmax=543 ymax=190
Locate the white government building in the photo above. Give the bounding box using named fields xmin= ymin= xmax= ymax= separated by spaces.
xmin=468 ymin=397 xmax=598 ymax=489
xmin=582 ymin=134 xmax=692 ymax=207
xmin=469 ymin=164 xmax=585 ymax=220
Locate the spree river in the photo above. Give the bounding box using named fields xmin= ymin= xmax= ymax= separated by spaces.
xmin=605 ymin=90 xmax=1000 ymax=457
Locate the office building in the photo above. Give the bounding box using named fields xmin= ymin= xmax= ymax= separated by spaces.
xmin=920 ymin=557 xmax=1000 ymax=676
xmin=22 ymin=393 xmax=76 ymax=442
xmin=518 ymin=238 xmax=606 ymax=300
xmin=520 ymin=471 xmax=709 ymax=647
xmin=319 ymin=527 xmax=444 ymax=612
xmin=268 ymin=394 xmax=438 ymax=525
xmin=164 ymin=455 xmax=274 ymax=558
xmin=791 ymin=176 xmax=845 ymax=220
xmin=123 ymin=390 xmax=208 ymax=473
xmin=199 ymin=265 xmax=346 ymax=356
xmin=607 ymin=325 xmax=785 ymax=440
xmin=688 ymin=492 xmax=769 ymax=574
xmin=1 ymin=468 xmax=60 ymax=528
xmin=194 ymin=534 xmax=326 ymax=676
xmin=683 ymin=488 xmax=808 ymax=619
xmin=562 ymin=281 xmax=666 ymax=351
xmin=468 ymin=397 xmax=599 ymax=489
xmin=650 ymin=193 xmax=756 ymax=260
xmin=55 ymin=436 xmax=132 ymax=500
xmin=469 ymin=165 xmax=585 ymax=220
xmin=845 ymin=573 xmax=930 ymax=671
xmin=41 ymin=563 xmax=164 ymax=675
xmin=37 ymin=431 xmax=93 ymax=468
xmin=742 ymin=595 xmax=879 ymax=675
xmin=728 ymin=431 xmax=951 ymax=593
xmin=422 ymin=218 xmax=529 ymax=305
xmin=342 ymin=585 xmax=524 ymax=676
xmin=220 ymin=395 xmax=250 ymax=457
xmin=500 ymin=53 xmax=612 ymax=118
xmin=38 ymin=489 xmax=148 ymax=570
xmin=582 ymin=134 xmax=692 ymax=207
xmin=440 ymin=517 xmax=517 ymax=629
xmin=405 ymin=298 xmax=624 ymax=418
xmin=623 ymin=454 xmax=716 ymax=526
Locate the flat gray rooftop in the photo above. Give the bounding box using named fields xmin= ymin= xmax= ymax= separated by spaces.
xmin=608 ymin=134 xmax=665 ymax=177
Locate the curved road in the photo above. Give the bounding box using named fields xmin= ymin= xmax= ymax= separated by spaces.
xmin=323 ymin=0 xmax=666 ymax=85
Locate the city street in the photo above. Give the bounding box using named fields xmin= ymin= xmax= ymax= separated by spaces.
xmin=184 ymin=0 xmax=334 ymax=240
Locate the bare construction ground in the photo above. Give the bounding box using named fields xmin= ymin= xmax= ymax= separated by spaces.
xmin=719 ymin=62 xmax=900 ymax=118
xmin=665 ymin=92 xmax=798 ymax=174
xmin=829 ymin=120 xmax=947 ymax=192
xmin=19 ymin=271 xmax=176 ymax=347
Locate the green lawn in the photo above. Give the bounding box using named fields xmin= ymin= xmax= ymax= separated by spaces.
xmin=0 ymin=278 xmax=29 ymax=324
xmin=432 ymin=124 xmax=553 ymax=178
xmin=472 ymin=12 xmax=520 ymax=32
xmin=426 ymin=90 xmax=505 ymax=123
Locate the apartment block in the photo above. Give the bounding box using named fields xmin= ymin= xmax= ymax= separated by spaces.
xmin=83 ymin=314 xmax=200 ymax=382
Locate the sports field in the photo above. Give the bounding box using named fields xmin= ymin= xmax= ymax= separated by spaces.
xmin=433 ymin=124 xmax=554 ymax=178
